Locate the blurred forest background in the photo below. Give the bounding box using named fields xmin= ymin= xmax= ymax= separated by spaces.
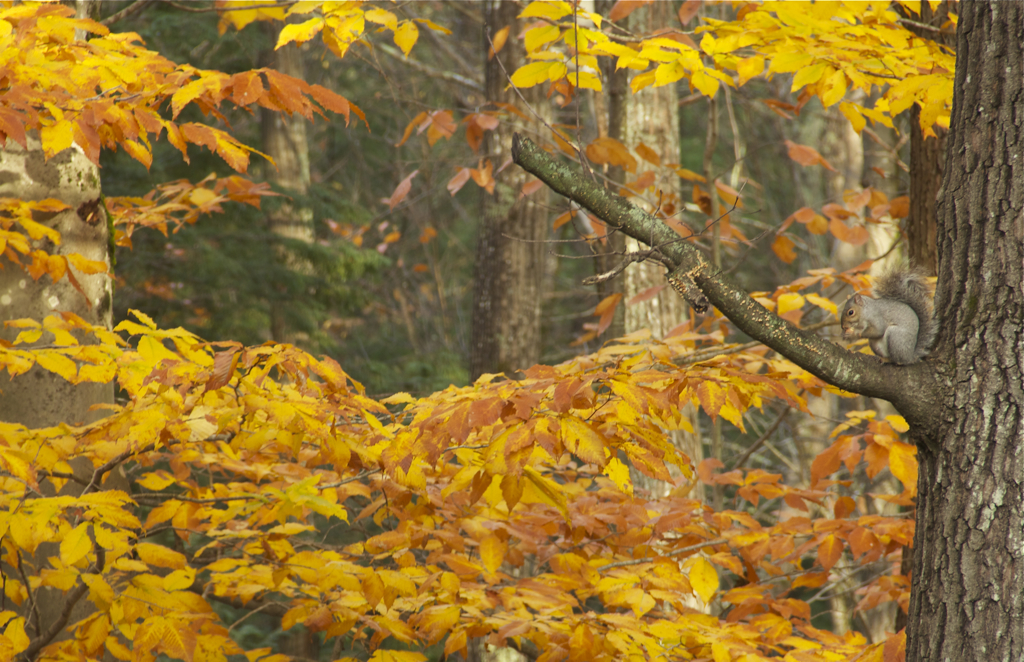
xmin=103 ymin=1 xmax=907 ymax=396
xmin=84 ymin=1 xmax=924 ymax=655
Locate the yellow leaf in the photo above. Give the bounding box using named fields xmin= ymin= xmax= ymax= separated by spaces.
xmin=560 ymin=416 xmax=605 ymax=465
xmin=479 ymin=535 xmax=507 ymax=574
xmin=2 ymin=616 xmax=29 ymax=653
xmin=17 ymin=218 xmax=60 ymax=244
xmin=522 ymin=466 xmax=570 ymax=522
xmin=689 ymin=557 xmax=719 ymax=603
xmin=67 ymin=253 xmax=109 ymax=275
xmin=394 ymin=21 xmax=419 ymax=57
xmin=690 ymin=69 xmax=720 ymax=97
xmin=840 ymin=101 xmax=867 ymax=133
xmin=61 ymin=523 xmax=92 ymax=567
xmin=40 ymin=120 xmax=74 ymax=157
xmin=525 ymin=24 xmax=560 ymax=53
xmin=365 ymin=8 xmax=398 ymax=31
xmin=137 ymin=471 xmax=176 ymax=491
xmin=35 ymin=350 xmax=78 ymax=381
xmin=769 ymin=52 xmax=814 ymax=74
xmin=886 ymin=415 xmax=909 ymax=433
xmin=509 ymin=61 xmax=546 ymax=89
xmin=820 ymin=68 xmax=847 ymax=107
xmin=737 ymin=55 xmax=764 ymax=85
xmin=777 ymin=292 xmax=805 ymax=315
xmin=81 ymin=573 xmax=116 ymax=607
xmin=136 ymin=542 xmax=186 ymax=570
xmin=162 ymin=567 xmax=196 ymax=591
xmin=519 ymin=1 xmax=573 ymax=21
xmin=889 ymin=441 xmax=917 ymax=493
xmin=277 ymin=17 xmax=324 ymax=48
xmin=792 ymin=62 xmax=827 ymax=91
xmin=805 ymin=293 xmax=837 ymax=317
xmin=602 ymin=456 xmax=633 ymax=495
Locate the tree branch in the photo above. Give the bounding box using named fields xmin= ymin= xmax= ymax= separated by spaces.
xmin=510 ymin=134 xmax=941 ymax=432
xmin=100 ymin=0 xmax=153 ymax=26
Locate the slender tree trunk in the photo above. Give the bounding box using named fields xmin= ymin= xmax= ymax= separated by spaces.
xmin=904 ymin=1 xmax=956 ymax=276
xmin=469 ymin=0 xmax=551 ymax=380
xmin=261 ymin=29 xmax=313 ymax=345
xmin=612 ymin=2 xmax=703 ymax=503
xmin=908 ymin=2 xmax=1023 ymax=660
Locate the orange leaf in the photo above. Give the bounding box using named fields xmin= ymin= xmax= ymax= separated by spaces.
xmin=771 ymin=235 xmax=797 ymax=263
xmin=520 ymin=179 xmax=545 ymax=198
xmin=204 ymin=348 xmax=239 ymax=393
xmin=585 ymin=137 xmax=637 ymax=173
xmin=696 ymin=381 xmax=726 ymax=420
xmin=634 ymin=142 xmax=661 ymax=166
xmin=889 ymin=195 xmax=910 ymax=219
xmin=397 ymin=111 xmax=428 ymax=147
xmin=810 ymin=441 xmax=842 ymax=486
xmin=678 ymin=0 xmax=701 ymax=25
xmin=830 ymin=218 xmax=870 ymax=246
xmin=553 ymin=210 xmax=574 ymax=230
xmin=388 ymin=170 xmax=419 ymax=210
xmin=833 ymin=496 xmax=856 ymax=518
xmin=817 ymin=533 xmax=843 ymax=571
xmin=488 ymin=26 xmax=509 ymax=60
xmin=627 ymin=284 xmax=666 ymax=305
xmin=784 ymin=140 xmax=837 ymax=172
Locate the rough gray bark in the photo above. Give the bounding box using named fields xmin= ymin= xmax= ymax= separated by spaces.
xmin=907 ymin=1 xmax=1023 ymax=659
xmin=0 ymin=137 xmax=113 ymax=428
xmin=512 ymin=2 xmax=1022 ymax=657
xmin=469 ymin=0 xmax=551 ymax=380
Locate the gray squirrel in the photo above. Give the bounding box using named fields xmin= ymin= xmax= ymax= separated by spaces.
xmin=840 ymin=266 xmax=937 ymax=364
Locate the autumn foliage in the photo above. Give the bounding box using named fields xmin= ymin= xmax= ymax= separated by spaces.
xmin=0 ymin=2 xmax=955 ymax=661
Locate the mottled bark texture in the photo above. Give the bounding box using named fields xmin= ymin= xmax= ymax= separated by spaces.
xmin=469 ymin=0 xmax=551 ymax=380
xmin=0 ymin=136 xmax=113 ymax=427
xmin=908 ymin=1 xmax=1023 ymax=660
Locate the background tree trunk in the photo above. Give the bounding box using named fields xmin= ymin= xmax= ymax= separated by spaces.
xmin=909 ymin=2 xmax=1023 ymax=659
xmin=469 ymin=0 xmax=552 ymax=380
xmin=262 ymin=29 xmax=313 ymax=345
xmin=904 ymin=1 xmax=956 ymax=275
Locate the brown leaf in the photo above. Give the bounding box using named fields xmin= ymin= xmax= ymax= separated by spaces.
xmin=204 ymin=348 xmax=239 ymax=393
xmin=388 ymin=170 xmax=419 ymax=210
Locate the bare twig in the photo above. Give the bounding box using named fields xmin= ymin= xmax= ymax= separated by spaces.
xmin=100 ymin=0 xmax=154 ymax=26
xmin=596 ymin=538 xmax=728 ymax=572
xmin=376 ymin=42 xmax=483 ymax=92
xmin=730 ymin=406 xmax=791 ymax=469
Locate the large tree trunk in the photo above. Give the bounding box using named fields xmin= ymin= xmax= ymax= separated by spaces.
xmin=908 ymin=2 xmax=1023 ymax=660
xmin=0 ymin=5 xmax=121 ymax=655
xmin=469 ymin=0 xmax=551 ymax=380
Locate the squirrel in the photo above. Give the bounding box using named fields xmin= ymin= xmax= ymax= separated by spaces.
xmin=840 ymin=266 xmax=937 ymax=364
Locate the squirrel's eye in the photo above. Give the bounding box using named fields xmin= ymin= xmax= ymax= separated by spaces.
xmin=846 ymin=309 xmax=853 ymax=316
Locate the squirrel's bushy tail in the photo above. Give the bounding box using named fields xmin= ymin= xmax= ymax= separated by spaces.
xmin=874 ymin=265 xmax=937 ymax=360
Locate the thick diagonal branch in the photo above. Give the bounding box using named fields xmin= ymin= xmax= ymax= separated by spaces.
xmin=510 ymin=134 xmax=940 ymax=431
